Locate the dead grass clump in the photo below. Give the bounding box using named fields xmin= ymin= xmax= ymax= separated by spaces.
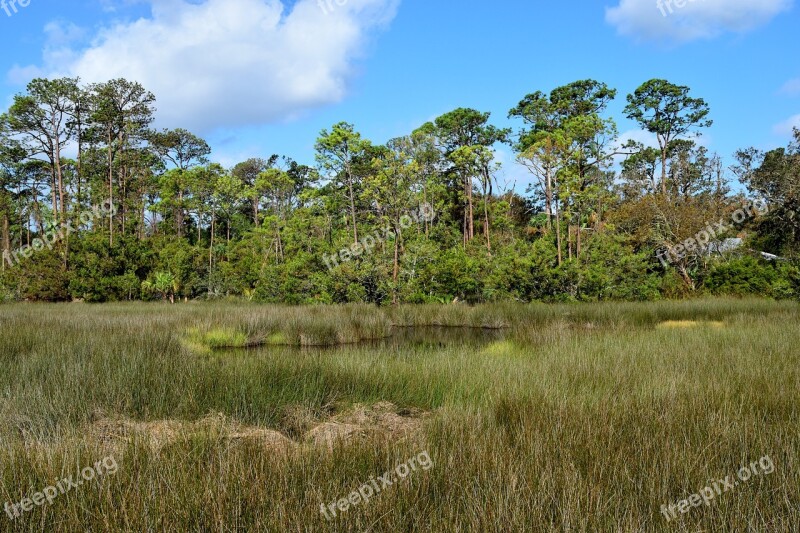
xmin=279 ymin=403 xmax=332 ymax=439
xmin=304 ymin=401 xmax=428 ymax=450
xmin=88 ymin=412 xmax=296 ymax=455
xmin=87 ymin=402 xmax=429 ymax=456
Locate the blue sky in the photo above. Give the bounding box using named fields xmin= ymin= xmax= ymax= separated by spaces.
xmin=1 ymin=0 xmax=798 ymax=188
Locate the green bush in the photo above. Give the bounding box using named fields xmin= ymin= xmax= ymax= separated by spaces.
xmin=704 ymin=256 xmax=796 ymax=298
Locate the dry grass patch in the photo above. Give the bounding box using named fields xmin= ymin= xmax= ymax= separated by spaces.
xmin=88 ymin=411 xmax=296 ymax=455
xmin=305 ymin=401 xmax=428 ymax=450
xmin=86 ymin=402 xmax=429 ymax=456
xmin=656 ymin=320 xmax=726 ymax=329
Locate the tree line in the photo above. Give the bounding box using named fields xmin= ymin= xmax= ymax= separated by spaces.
xmin=0 ymin=77 xmax=798 ymax=303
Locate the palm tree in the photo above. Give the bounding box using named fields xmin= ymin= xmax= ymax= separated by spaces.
xmin=142 ymin=271 xmax=177 ymax=303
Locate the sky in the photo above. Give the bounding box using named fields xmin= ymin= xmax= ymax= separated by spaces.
xmin=0 ymin=0 xmax=798 ymax=190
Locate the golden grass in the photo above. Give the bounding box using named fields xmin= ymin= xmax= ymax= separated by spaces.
xmin=657 ymin=320 xmax=726 ymax=329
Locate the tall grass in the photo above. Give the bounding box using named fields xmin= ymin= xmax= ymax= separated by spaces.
xmin=0 ymin=298 xmax=798 ymax=531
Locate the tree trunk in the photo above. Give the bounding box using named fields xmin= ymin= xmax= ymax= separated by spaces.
xmin=209 ymin=214 xmax=215 ymax=270
xmin=392 ymin=225 xmax=400 ymax=305
xmin=140 ymin=197 xmax=147 ymax=239
xmin=177 ymin=189 xmax=184 ymax=238
xmin=482 ymin=169 xmax=491 ymax=254
xmin=1 ymin=211 xmax=9 ymax=267
xmin=678 ymin=264 xmax=695 ymax=290
xmin=55 ymin=129 xmax=65 ymax=224
xmin=555 ymin=199 xmax=563 ymax=266
xmin=276 ymin=221 xmax=284 ymax=263
xmin=120 ymin=161 xmax=126 ymax=236
xmin=423 ymin=185 xmax=429 ymax=237
xmin=76 ymin=118 xmax=83 ymax=212
xmin=32 ymin=200 xmax=45 ymax=236
xmin=545 ymin=168 xmax=553 ymax=229
xmin=568 ymin=224 xmax=573 ymax=261
xmin=50 ymin=170 xmax=58 ymax=225
xmin=467 ymin=176 xmax=474 ymax=241
xmin=347 ymin=172 xmax=358 ymax=246
xmin=462 ymin=177 xmax=469 ymax=246
xmin=108 ymin=130 xmax=114 ymax=247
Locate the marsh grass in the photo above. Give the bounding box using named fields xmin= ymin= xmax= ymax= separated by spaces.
xmin=0 ymin=298 xmax=798 ymax=531
xmin=181 ymin=327 xmax=250 ymax=354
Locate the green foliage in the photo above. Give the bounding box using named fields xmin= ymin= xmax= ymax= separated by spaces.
xmin=68 ymin=233 xmax=152 ymax=302
xmin=573 ymin=233 xmax=662 ymax=301
xmin=0 ymin=77 xmax=797 ymax=304
xmin=704 ymin=257 xmax=799 ymax=299
xmin=14 ymin=249 xmax=71 ymax=301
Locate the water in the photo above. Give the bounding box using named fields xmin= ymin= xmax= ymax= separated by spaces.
xmin=223 ymin=326 xmax=510 ymax=357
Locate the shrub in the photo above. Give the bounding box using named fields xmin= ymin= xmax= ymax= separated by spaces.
xmin=704 ymin=257 xmax=787 ymax=297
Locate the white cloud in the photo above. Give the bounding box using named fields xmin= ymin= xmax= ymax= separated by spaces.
xmin=605 ymin=0 xmax=792 ymax=43
xmin=617 ymin=128 xmax=658 ymax=149
xmin=610 ymin=128 xmax=657 ymax=166
xmin=12 ymin=0 xmax=399 ymax=133
xmin=773 ymin=114 xmax=800 ymax=136
xmin=492 ymin=146 xmax=534 ymax=194
xmin=615 ymin=128 xmax=708 ymax=150
xmin=779 ymin=78 xmax=800 ymax=96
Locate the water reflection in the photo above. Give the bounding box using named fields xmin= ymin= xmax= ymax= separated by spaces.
xmin=380 ymin=326 xmax=509 ymax=349
xmin=229 ymin=326 xmax=509 ymax=357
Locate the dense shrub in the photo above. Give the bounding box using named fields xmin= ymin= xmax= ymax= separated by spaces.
xmin=704 ymin=256 xmax=799 ymax=299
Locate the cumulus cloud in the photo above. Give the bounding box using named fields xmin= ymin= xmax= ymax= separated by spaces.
xmin=615 ymin=128 xmax=707 ymax=149
xmin=779 ymin=78 xmax=800 ymax=96
xmin=605 ymin=0 xmax=792 ymax=43
xmin=490 ymin=147 xmax=531 ymax=193
xmin=12 ymin=0 xmax=399 ymax=132
xmin=773 ymin=114 xmax=800 ymax=136
xmin=617 ymin=128 xmax=658 ymax=148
